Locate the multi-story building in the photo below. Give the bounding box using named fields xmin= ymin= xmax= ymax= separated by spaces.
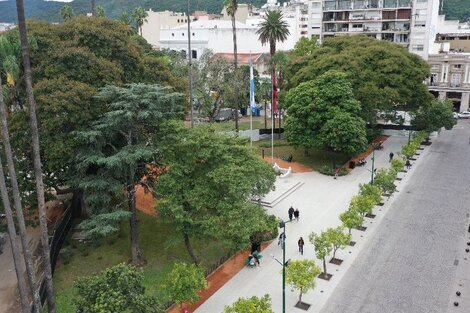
xmin=307 ymin=0 xmax=440 ymax=59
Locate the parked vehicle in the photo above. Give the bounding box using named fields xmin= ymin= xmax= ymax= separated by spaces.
xmin=457 ymin=111 xmax=470 ymax=119
xmin=453 ymin=112 xmax=458 ymax=119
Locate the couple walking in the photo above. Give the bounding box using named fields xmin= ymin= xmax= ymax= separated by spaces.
xmin=288 ymin=206 xmax=300 ymax=222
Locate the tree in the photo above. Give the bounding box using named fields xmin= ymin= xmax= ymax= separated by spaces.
xmin=60 ymin=4 xmax=74 ymax=21
xmin=75 ymin=84 xmax=183 ymax=265
xmin=224 ymin=0 xmax=240 ymax=132
xmin=325 ymin=227 xmax=351 ymax=261
xmin=257 ymin=10 xmax=290 ymax=57
xmin=285 ymin=36 xmax=432 ymax=125
xmin=291 ymin=36 xmax=318 ymax=58
xmin=133 ymin=7 xmax=148 ymax=36
xmin=0 ymin=34 xmax=22 ymax=110
xmin=15 ymin=0 xmax=57 ymax=310
xmin=162 ymin=262 xmax=207 ymax=308
xmin=340 ymin=209 xmax=363 ymax=235
xmin=413 ymin=99 xmax=456 ymax=133
xmin=96 ymin=5 xmax=106 ymax=18
xmin=224 ymin=295 xmax=274 ymax=313
xmin=156 ymin=123 xmax=276 ymax=264
xmin=358 ymin=183 xmax=382 ymax=205
xmin=258 ymin=77 xmax=271 ymax=128
xmin=284 ymin=71 xmax=367 ymax=155
xmin=391 ymin=159 xmax=405 ymax=173
xmin=91 ymin=0 xmax=96 ymax=16
xmin=349 ymin=194 xmax=376 ymax=218
xmin=73 ymin=263 xmax=159 ymax=313
xmin=373 ymin=168 xmax=397 ymax=195
xmin=309 ymin=231 xmax=332 ymax=276
xmin=0 ymin=74 xmax=42 ymax=311
xmin=285 ymin=260 xmax=321 ymax=304
xmin=119 ymin=11 xmax=132 ymax=26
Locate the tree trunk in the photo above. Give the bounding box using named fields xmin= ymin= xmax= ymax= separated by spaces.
xmin=183 ymin=232 xmax=199 ymax=265
xmin=0 ymin=157 xmax=30 ymax=312
xmin=127 ymin=177 xmax=144 ymax=266
xmin=264 ymin=100 xmax=267 ymax=129
xmin=0 ymin=76 xmax=41 ymax=312
xmin=231 ymin=12 xmax=239 ymax=133
xmin=348 ymin=227 xmax=352 ymax=235
xmin=15 ymin=1 xmax=56 ymax=311
xmin=91 ymin=0 xmax=96 ymax=16
xmin=323 ymin=258 xmax=327 ymax=275
xmin=299 ymin=288 xmax=303 ymax=303
xmin=332 ymin=247 xmax=337 ymax=260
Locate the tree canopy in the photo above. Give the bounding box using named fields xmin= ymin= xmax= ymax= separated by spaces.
xmin=412 ymin=99 xmax=456 ymax=132
xmin=156 ymin=122 xmax=276 ymax=263
xmin=285 ymin=36 xmax=432 ymax=124
xmin=284 ymin=71 xmax=367 ymax=155
xmin=224 ymin=295 xmax=274 ymax=313
xmin=285 ymin=259 xmax=321 ymax=303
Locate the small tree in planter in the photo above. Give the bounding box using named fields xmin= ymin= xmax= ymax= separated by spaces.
xmin=401 ymin=144 xmax=415 ymax=160
xmin=325 ymin=227 xmax=351 ymax=264
xmin=373 ymin=168 xmax=397 ymax=196
xmin=391 ymin=159 xmax=405 ymax=173
xmin=309 ymin=231 xmax=332 ymax=280
xmin=349 ymin=194 xmax=376 ymax=218
xmin=285 ymin=260 xmax=321 ymax=308
xmin=340 ymin=209 xmax=363 ymax=235
xmin=224 ymin=295 xmax=274 ymax=313
xmin=359 ymin=183 xmax=382 ymax=206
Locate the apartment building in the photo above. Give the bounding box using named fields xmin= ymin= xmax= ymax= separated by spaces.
xmin=307 ymin=0 xmax=440 ymax=59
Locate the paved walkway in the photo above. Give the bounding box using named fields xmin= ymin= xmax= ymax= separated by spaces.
xmin=196 ymin=134 xmax=414 ymax=313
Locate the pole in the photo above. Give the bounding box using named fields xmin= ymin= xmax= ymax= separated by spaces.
xmin=271 ymin=65 xmax=274 ymax=164
xmin=408 ymin=126 xmax=412 ymax=144
xmin=250 ymin=52 xmax=253 ymax=147
xmin=282 ymin=222 xmax=286 ymax=313
xmin=371 ymin=148 xmax=375 ymax=184
xmin=187 ymin=0 xmax=194 ymax=127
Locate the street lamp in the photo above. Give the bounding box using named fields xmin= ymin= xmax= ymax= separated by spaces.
xmin=368 ymin=144 xmax=379 ymax=184
xmin=272 ymin=220 xmax=293 ymax=313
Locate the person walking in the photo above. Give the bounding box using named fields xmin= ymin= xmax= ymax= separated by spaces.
xmin=406 ymin=159 xmax=411 ymax=169
xmin=294 ymin=208 xmax=300 ymax=222
xmin=288 ymin=206 xmax=295 ymax=221
xmin=298 ymin=237 xmax=305 ymax=255
xmin=334 ymin=167 xmax=340 ymax=179
xmin=389 ymin=152 xmax=394 ymax=162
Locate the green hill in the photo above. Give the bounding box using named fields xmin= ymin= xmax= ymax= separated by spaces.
xmin=441 ymin=0 xmax=470 ymax=22
xmin=0 ymin=0 xmax=266 ymax=23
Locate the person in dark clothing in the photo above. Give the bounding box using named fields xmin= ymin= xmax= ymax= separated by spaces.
xmin=406 ymin=159 xmax=411 ymax=169
xmin=389 ymin=152 xmax=394 ymax=162
xmin=294 ymin=209 xmax=300 ymax=222
xmin=278 ymin=232 xmax=286 ymax=247
xmin=288 ymin=206 xmax=295 ymax=221
xmin=298 ymin=237 xmax=305 ymax=255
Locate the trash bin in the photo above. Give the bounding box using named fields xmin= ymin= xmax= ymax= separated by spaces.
xmin=349 ymin=161 xmax=356 ymax=169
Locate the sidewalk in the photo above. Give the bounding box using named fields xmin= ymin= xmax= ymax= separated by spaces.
xmin=195 ymin=134 xmax=412 ymax=313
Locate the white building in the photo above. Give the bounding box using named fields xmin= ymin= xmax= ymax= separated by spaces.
xmin=141 ymin=10 xmax=194 ymax=48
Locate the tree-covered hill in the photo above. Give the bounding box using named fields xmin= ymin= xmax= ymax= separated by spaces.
xmin=441 ymin=0 xmax=470 ymax=22
xmin=0 ymin=0 xmax=266 ymax=23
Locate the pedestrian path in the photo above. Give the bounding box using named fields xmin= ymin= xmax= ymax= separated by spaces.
xmin=195 ymin=134 xmax=413 ymax=313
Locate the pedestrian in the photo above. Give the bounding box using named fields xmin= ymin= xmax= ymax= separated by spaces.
xmin=278 ymin=232 xmax=286 ymax=247
xmin=294 ymin=208 xmax=300 ymax=222
xmin=288 ymin=206 xmax=295 ymax=221
xmin=406 ymin=159 xmax=411 ymax=169
xmin=334 ymin=167 xmax=340 ymax=179
xmin=298 ymin=237 xmax=305 ymax=255
xmin=389 ymin=152 xmax=394 ymax=162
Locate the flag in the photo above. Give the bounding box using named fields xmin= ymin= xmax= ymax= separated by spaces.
xmin=250 ymin=58 xmax=256 ymax=114
xmin=272 ymin=65 xmax=278 ymax=114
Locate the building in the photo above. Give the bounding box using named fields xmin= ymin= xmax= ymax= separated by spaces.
xmin=307 ymin=0 xmax=440 ymax=60
xmin=433 ymin=15 xmax=470 ymax=53
xmin=214 ymin=52 xmax=271 ymax=75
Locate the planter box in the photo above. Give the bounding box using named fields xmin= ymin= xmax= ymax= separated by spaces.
xmin=355 ymin=226 xmax=367 ymax=231
xmin=295 ymin=301 xmax=311 ymax=311
xmin=330 ymin=257 xmax=343 ymax=265
xmin=349 ymin=241 xmax=356 ymax=246
xmin=365 ymin=213 xmax=376 ymax=218
xmin=318 ymin=272 xmax=333 ymax=281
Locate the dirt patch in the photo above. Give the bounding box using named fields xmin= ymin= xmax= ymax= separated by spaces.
xmin=168 ymin=242 xmax=271 ymax=313
xmin=265 ymin=157 xmax=314 ymax=173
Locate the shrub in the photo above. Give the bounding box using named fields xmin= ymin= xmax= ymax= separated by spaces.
xmin=358 ymin=183 xmax=382 ymax=205
xmin=391 ymin=159 xmax=405 ymax=173
xmin=319 ymin=166 xmax=348 ymax=176
xmin=373 ymin=168 xmax=396 ymax=194
xmin=61 ymin=248 xmax=73 ymax=265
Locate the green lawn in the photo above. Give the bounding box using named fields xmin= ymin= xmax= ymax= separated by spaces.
xmin=54 ymin=212 xmax=227 ymax=311
xmin=252 ymin=139 xmax=351 ymax=170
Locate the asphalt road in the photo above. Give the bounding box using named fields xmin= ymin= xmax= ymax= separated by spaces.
xmin=321 ymin=121 xmax=470 ymax=313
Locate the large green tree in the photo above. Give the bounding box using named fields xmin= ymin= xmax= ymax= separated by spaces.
xmin=285 ymin=36 xmax=432 ymax=124
xmin=224 ymin=295 xmax=274 ymax=313
xmin=284 ymin=71 xmax=367 ymax=155
xmin=156 ymin=123 xmax=276 ymax=264
xmin=309 ymin=231 xmax=332 ymax=277
xmin=257 ymin=10 xmax=290 ymax=57
xmin=132 ymin=7 xmax=148 ymax=36
xmin=412 ymin=99 xmax=456 ymax=132
xmin=75 ymin=84 xmax=183 ymax=265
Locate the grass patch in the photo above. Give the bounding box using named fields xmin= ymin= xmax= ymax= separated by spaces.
xmin=54 ymin=212 xmax=227 ymax=312
xmin=206 ymin=119 xmax=265 ymax=132
xmin=253 ymin=139 xmax=350 ymax=170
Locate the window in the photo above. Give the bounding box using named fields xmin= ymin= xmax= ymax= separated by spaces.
xmin=416 ymin=9 xmax=427 ymax=16
xmin=352 ymin=24 xmax=363 ymax=28
xmin=192 ymin=32 xmax=195 ymax=36
xmin=311 ymin=2 xmax=321 ymax=8
xmin=417 ymin=0 xmax=427 ymax=2
xmin=412 ymin=45 xmax=424 ymax=51
xmin=192 ymin=50 xmax=197 ymax=59
xmin=182 ymin=33 xmax=185 ymax=36
xmin=454 ymin=64 xmax=462 ymax=69
xmin=171 ymin=33 xmax=174 ymax=37
xmin=414 ymin=22 xmax=426 ymax=27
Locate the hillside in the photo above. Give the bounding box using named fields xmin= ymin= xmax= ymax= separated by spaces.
xmin=441 ymin=0 xmax=470 ymax=22
xmin=0 ymin=0 xmax=266 ymax=23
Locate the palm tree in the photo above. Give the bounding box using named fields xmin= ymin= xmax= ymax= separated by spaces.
xmin=224 ymin=0 xmax=240 ymax=132
xmin=257 ymin=10 xmax=290 ymax=57
xmin=15 ymin=0 xmax=57 ymax=311
xmin=0 ymin=76 xmax=30 ymax=313
xmin=60 ymin=4 xmax=74 ymax=22
xmin=132 ymin=7 xmax=148 ymax=36
xmin=0 ymin=36 xmax=22 ymax=110
xmin=257 ymin=10 xmax=289 ymax=139
xmin=96 ymin=5 xmax=105 ymax=18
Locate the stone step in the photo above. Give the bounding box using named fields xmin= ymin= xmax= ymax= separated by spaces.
xmin=260 ymin=181 xmax=304 ymax=208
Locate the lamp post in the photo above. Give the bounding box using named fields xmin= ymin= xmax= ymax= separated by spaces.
xmin=371 ymin=148 xmax=375 ymax=184
xmin=273 ymin=220 xmax=292 ymax=313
